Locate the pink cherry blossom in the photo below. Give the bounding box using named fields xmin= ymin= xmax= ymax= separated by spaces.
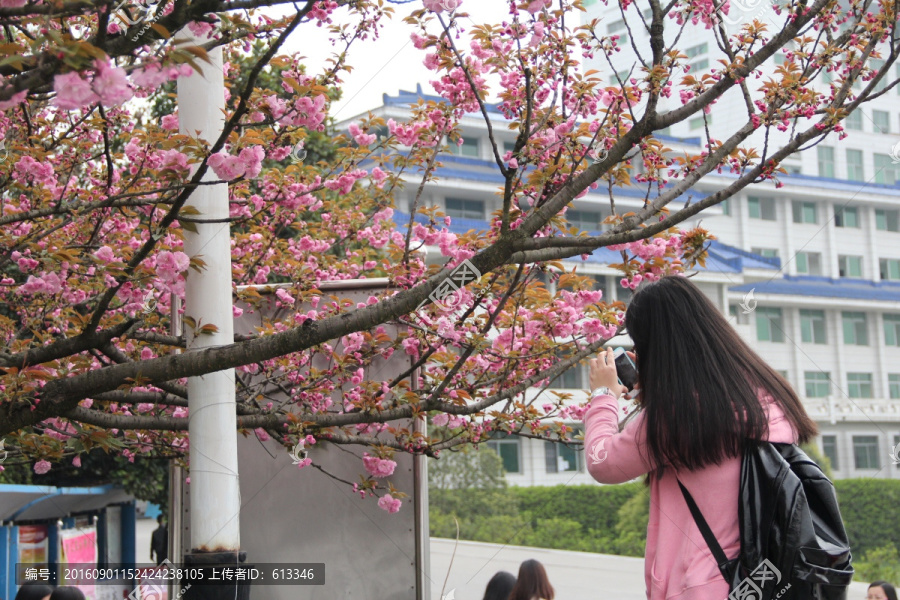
xmin=0 ymin=89 xmax=27 ymax=109
xmin=525 ymin=0 xmax=550 ymax=14
xmin=363 ymin=453 xmax=397 ymax=478
xmin=94 ymin=246 xmax=117 ymax=263
xmin=423 ymin=0 xmax=461 ymax=13
xmin=92 ymin=60 xmax=133 ymax=106
xmin=377 ymin=493 xmax=402 ymax=513
xmin=53 ymin=72 xmax=98 ymax=109
xmin=34 ymin=460 xmax=52 ymax=474
xmin=156 ymin=250 xmax=190 ymax=282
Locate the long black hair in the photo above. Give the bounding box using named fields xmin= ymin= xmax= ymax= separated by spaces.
xmin=624 ymin=276 xmax=818 ymax=471
xmin=48 ymin=588 xmax=85 ymax=600
xmin=15 ymin=583 xmax=54 ymax=600
xmin=869 ymin=582 xmax=899 ymax=600
xmin=482 ymin=570 xmax=517 ymax=600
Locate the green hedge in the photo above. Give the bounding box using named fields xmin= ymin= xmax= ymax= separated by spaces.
xmin=430 ymin=478 xmax=900 ymax=560
xmin=835 ymin=479 xmax=900 ymax=557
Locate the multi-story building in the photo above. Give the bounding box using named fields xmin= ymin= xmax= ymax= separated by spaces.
xmin=576 ymin=0 xmax=900 ymax=482
xmin=338 ymin=77 xmax=900 ymax=485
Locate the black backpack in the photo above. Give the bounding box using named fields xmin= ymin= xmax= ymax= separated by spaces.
xmin=678 ymin=442 xmax=854 ymax=600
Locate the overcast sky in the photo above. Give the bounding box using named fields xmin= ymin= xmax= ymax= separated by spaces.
xmin=280 ymin=1 xmax=531 ymax=121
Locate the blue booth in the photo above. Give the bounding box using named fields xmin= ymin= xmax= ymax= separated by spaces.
xmin=0 ymin=484 xmax=135 ymax=600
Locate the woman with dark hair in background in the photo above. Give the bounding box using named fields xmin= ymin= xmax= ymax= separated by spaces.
xmin=867 ymin=581 xmax=899 ymax=600
xmin=14 ymin=582 xmax=53 ymax=600
xmin=585 ymin=275 xmax=818 ymax=600
xmin=482 ymin=570 xmax=517 ymax=600
xmin=508 ymin=559 xmax=554 ymax=600
xmin=47 ymin=587 xmax=85 ymax=600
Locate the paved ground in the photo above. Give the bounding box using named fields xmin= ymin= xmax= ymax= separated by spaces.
xmin=429 ymin=538 xmax=647 ymax=600
xmin=136 ymin=519 xmax=875 ymax=599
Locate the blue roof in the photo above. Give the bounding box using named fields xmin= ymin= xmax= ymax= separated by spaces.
xmin=380 ymin=87 xmax=900 ymax=198
xmin=730 ymin=275 xmax=900 ymax=302
xmin=707 ymin=240 xmax=780 ymax=270
xmin=383 ymin=85 xmax=504 ymax=114
xmin=393 ymin=212 xmax=774 ymax=274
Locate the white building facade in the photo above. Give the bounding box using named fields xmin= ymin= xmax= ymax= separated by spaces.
xmin=575 ymin=0 xmax=900 ymax=483
xmin=340 ymin=71 xmax=900 ymax=485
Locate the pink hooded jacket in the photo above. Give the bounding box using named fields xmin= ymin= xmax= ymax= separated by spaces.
xmin=583 ymin=392 xmax=798 ymax=600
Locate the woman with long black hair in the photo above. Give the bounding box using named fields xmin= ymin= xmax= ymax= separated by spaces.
xmin=585 ymin=275 xmax=818 ymax=600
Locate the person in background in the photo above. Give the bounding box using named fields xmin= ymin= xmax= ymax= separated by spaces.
xmin=48 ymin=589 xmax=84 ymax=600
xmin=14 ymin=582 xmax=53 ymax=600
xmin=150 ymin=514 xmax=168 ymax=565
xmin=482 ymin=570 xmax=517 ymax=600
xmin=584 ymin=276 xmax=818 ymax=600
xmin=508 ymin=559 xmax=554 ymax=600
xmin=867 ymin=582 xmax=899 ymax=600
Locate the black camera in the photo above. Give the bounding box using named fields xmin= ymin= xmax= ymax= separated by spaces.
xmin=613 ymin=347 xmax=638 ymax=392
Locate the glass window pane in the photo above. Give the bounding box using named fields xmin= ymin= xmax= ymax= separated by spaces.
xmin=842 ymin=312 xmax=868 ymax=345
xmin=846 ymin=150 xmax=864 ymax=181
xmin=885 ymin=314 xmax=900 ymax=346
xmin=818 ymin=146 xmax=835 ymax=178
xmin=822 ymin=435 xmax=839 ymax=470
xmin=889 ymin=374 xmax=900 ymax=399
xmin=853 ymin=436 xmax=880 ymax=469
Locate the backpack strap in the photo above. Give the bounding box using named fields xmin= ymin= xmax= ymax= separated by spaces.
xmin=676 ymin=478 xmax=730 ymax=572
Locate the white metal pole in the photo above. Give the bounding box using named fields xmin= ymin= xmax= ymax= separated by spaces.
xmin=177 ymin=38 xmax=241 ymax=553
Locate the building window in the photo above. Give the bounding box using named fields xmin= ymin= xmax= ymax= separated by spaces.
xmin=486 ymin=433 xmax=521 ymax=473
xmin=756 ymin=307 xmax=784 ymax=343
xmin=800 ymin=309 xmax=827 ymax=344
xmin=567 ymin=210 xmax=605 ymax=232
xmin=884 ymin=314 xmax=900 ymax=346
xmin=880 ymin=259 xmax=900 ymax=281
xmin=445 ymin=198 xmax=485 ymax=220
xmin=549 ymin=361 xmax=583 ymax=389
xmin=872 ymin=109 xmax=890 ymax=133
xmin=449 ymin=136 xmax=479 ymax=158
xmin=587 ymin=275 xmax=608 ymax=296
xmin=871 ymin=59 xmax=887 ymax=93
xmin=846 ymin=149 xmax=864 ymax=181
xmin=822 ymin=435 xmax=839 ymax=470
xmin=842 ymin=311 xmax=868 ymax=345
xmin=888 ymin=374 xmax=900 ymax=399
xmin=852 ymin=436 xmax=880 ymax=469
xmin=792 ymin=201 xmax=817 ymax=224
xmin=837 ymin=255 xmax=863 ymax=278
xmin=874 ymin=154 xmax=900 ymax=186
xmin=607 ymin=19 xmax=628 ymax=46
xmin=845 ymin=110 xmax=863 ymax=131
xmin=689 ymin=58 xmax=709 ymax=72
xmin=834 ymin=205 xmax=859 ymax=228
xmin=685 ymin=42 xmax=708 ymax=58
xmin=817 ymin=146 xmax=835 ymax=178
xmin=689 ymin=116 xmax=708 ymax=130
xmin=615 ymin=69 xmax=630 ymax=82
xmin=720 ymin=199 xmax=731 ymax=216
xmin=847 ymin=373 xmax=873 ymax=398
xmin=545 ymin=430 xmax=584 ymax=473
xmin=805 ymin=371 xmax=831 ymax=398
xmin=748 ymin=197 xmax=776 ymax=220
xmin=751 ymin=247 xmax=779 ymax=259
xmin=795 ymin=251 xmax=822 ymax=275
xmin=876 ymin=209 xmax=900 ymax=232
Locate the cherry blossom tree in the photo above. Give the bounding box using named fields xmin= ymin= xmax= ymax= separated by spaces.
xmin=0 ymin=0 xmax=897 ymax=510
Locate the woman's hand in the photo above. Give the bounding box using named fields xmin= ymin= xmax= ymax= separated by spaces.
xmin=589 ymin=348 xmax=628 ymax=396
